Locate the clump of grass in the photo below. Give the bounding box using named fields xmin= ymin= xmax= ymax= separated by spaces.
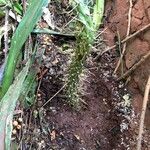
xmin=67 ymin=0 xmax=104 ymax=108
xmin=0 ymin=0 xmax=48 ymax=98
xmin=0 ymin=0 xmax=48 ymax=149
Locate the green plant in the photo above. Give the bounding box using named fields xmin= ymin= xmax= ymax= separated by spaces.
xmin=0 ymin=60 xmax=30 ymax=149
xmin=20 ymin=44 xmax=46 ymax=107
xmin=0 ymin=0 xmax=48 ymax=98
xmin=67 ymin=0 xmax=104 ymax=108
xmin=0 ymin=0 xmax=49 ymax=148
xmin=0 ymin=0 xmax=23 ymax=15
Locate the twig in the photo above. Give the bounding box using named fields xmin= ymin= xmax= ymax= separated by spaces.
xmin=117 ymin=50 xmax=150 ymax=81
xmin=63 ymin=15 xmax=77 ymax=29
xmin=113 ymin=0 xmax=132 ymax=74
xmin=22 ymin=0 xmax=27 ymax=13
xmin=116 ymin=30 xmax=124 ymax=75
xmin=94 ymin=23 xmax=150 ymax=61
xmin=40 ymin=83 xmax=67 ymax=108
xmin=137 ymin=76 xmax=150 ymax=150
xmin=96 ymin=27 xmax=108 ymax=39
xmin=4 ymin=7 xmax=9 ymax=58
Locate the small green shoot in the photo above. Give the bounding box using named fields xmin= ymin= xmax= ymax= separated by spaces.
xmin=67 ymin=0 xmax=104 ymax=108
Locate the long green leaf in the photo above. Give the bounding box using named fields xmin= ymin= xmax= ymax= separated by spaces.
xmin=0 ymin=61 xmax=30 ymax=150
xmin=0 ymin=0 xmax=48 ymax=98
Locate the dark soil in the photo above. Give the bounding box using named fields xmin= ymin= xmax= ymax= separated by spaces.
xmin=19 ymin=48 xmax=132 ymax=150
xmin=11 ymin=0 xmax=150 ymax=149
xmin=39 ymin=55 xmax=123 ymax=150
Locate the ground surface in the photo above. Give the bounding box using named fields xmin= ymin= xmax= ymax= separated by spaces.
xmin=11 ymin=0 xmax=150 ymax=149
xmin=21 ymin=51 xmax=132 ymax=150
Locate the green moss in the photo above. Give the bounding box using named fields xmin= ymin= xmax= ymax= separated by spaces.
xmin=66 ymin=0 xmax=104 ymax=109
xmin=67 ymin=30 xmax=91 ymax=108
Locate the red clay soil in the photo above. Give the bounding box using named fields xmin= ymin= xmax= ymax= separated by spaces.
xmin=104 ymin=0 xmax=150 ymax=130
xmin=104 ymin=0 xmax=150 ymax=89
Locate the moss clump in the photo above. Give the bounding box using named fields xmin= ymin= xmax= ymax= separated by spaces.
xmin=67 ymin=0 xmax=104 ymax=109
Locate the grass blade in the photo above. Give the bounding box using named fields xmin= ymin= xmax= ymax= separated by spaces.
xmin=0 ymin=0 xmax=48 ymax=98
xmin=93 ymin=0 xmax=104 ymax=30
xmin=0 ymin=61 xmax=30 ymax=150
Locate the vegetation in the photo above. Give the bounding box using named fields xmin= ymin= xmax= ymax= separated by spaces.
xmin=67 ymin=0 xmax=104 ymax=108
xmin=0 ymin=0 xmax=104 ymax=148
xmin=0 ymin=0 xmax=48 ymax=148
xmin=0 ymin=0 xmax=149 ymax=149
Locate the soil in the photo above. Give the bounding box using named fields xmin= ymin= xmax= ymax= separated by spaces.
xmin=104 ymin=0 xmax=150 ymax=96
xmin=11 ymin=0 xmax=150 ymax=150
xmin=20 ymin=51 xmax=132 ymax=150
xmin=103 ymin=0 xmax=150 ymax=149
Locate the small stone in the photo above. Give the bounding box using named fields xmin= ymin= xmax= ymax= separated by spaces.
xmin=13 ymin=121 xmax=18 ymax=127
xmin=37 ymin=93 xmax=41 ymax=97
xmin=18 ymin=118 xmax=23 ymax=123
xmin=17 ymin=125 xmax=22 ymax=130
xmin=50 ymin=130 xmax=56 ymax=141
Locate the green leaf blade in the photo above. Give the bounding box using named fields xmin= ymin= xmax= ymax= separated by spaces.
xmin=0 ymin=0 xmax=49 ymax=98
xmin=0 ymin=61 xmax=30 ymax=150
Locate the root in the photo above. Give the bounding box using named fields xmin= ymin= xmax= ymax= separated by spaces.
xmin=117 ymin=50 xmax=150 ymax=81
xmin=113 ymin=0 xmax=133 ymax=74
xmin=94 ymin=23 xmax=150 ymax=61
xmin=137 ymin=76 xmax=150 ymax=150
